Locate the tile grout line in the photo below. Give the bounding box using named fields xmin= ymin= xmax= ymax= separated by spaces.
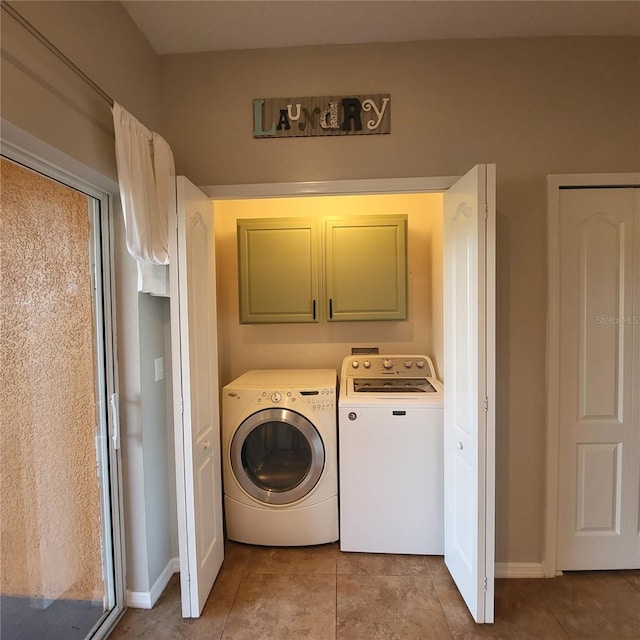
xmin=624 ymin=573 xmax=640 ymax=593
xmin=539 ymin=589 xmax=575 ymax=640
xmin=218 ymin=549 xmax=252 ymax=640
xmin=334 ymin=557 xmax=339 ymax=640
xmin=425 ymin=560 xmax=456 ymax=640
xmin=547 ymin=608 xmax=576 ymax=640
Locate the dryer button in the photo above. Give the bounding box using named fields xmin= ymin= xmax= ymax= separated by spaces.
xmin=271 ymin=392 xmax=282 ymax=403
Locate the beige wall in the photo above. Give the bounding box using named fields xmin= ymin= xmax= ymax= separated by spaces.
xmin=2 ymin=0 xmax=161 ymax=180
xmin=162 ymin=37 xmax=640 ymax=563
xmin=0 ymin=159 xmax=102 ymax=600
xmin=215 ymin=194 xmax=443 ymax=383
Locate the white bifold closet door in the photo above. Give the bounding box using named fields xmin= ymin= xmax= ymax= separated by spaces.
xmin=170 ymin=177 xmax=224 ymax=617
xmin=443 ymin=164 xmax=496 ymax=624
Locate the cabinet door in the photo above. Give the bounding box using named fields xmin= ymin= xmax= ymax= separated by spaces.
xmin=238 ymin=218 xmax=319 ymax=323
xmin=325 ymin=215 xmax=407 ymax=321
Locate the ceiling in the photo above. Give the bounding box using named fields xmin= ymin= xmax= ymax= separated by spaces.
xmin=121 ymin=0 xmax=640 ymax=55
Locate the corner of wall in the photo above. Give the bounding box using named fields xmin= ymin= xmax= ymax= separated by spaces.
xmin=125 ymin=557 xmax=179 ymax=609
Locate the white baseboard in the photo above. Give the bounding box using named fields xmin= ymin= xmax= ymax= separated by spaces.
xmin=495 ymin=562 xmax=546 ymax=579
xmin=126 ymin=557 xmax=180 ymax=609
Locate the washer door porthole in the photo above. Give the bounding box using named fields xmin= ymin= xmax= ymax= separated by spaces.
xmin=230 ymin=408 xmax=325 ymax=505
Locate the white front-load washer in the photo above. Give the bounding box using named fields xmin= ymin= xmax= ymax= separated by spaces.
xmin=338 ymin=354 xmax=444 ymax=555
xmin=222 ymin=369 xmax=338 ymax=546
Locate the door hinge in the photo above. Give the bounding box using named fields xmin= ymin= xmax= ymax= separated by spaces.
xmin=484 ymin=396 xmax=489 ymax=413
xmin=484 ymin=202 xmax=488 ymax=219
xmin=483 ymin=576 xmax=488 ymax=592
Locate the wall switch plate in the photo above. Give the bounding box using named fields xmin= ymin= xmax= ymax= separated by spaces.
xmin=154 ymin=357 xmax=164 ymax=382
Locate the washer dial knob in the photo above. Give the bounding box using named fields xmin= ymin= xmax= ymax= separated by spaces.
xmin=271 ymin=392 xmax=282 ymax=403
xmin=383 ymin=359 xmax=393 ymax=370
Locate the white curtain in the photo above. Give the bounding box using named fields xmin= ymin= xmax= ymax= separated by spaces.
xmin=112 ymin=102 xmax=175 ymax=295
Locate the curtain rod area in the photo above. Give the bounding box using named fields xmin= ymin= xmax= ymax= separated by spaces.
xmin=2 ymin=1 xmax=115 ymax=107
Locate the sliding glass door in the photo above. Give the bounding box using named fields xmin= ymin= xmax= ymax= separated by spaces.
xmin=0 ymin=156 xmax=124 ymax=640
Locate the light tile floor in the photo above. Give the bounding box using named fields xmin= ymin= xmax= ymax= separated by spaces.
xmin=109 ymin=542 xmax=640 ymax=640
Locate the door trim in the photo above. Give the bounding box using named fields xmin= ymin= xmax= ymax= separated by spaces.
xmin=202 ymin=176 xmax=458 ymax=199
xmin=545 ymin=172 xmax=640 ymax=578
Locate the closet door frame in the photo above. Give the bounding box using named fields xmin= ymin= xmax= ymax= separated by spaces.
xmin=545 ymin=172 xmax=640 ymax=577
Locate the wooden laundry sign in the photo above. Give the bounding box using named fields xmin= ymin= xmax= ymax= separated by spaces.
xmin=253 ymin=94 xmax=390 ymax=138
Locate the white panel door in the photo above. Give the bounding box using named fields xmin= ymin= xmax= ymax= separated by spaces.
xmin=170 ymin=176 xmax=224 ymax=617
xmin=443 ymin=164 xmax=496 ymax=624
xmin=557 ymin=187 xmax=640 ymax=570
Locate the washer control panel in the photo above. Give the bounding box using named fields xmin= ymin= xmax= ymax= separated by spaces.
xmin=343 ymin=354 xmax=436 ymax=379
xmin=256 ymin=386 xmax=336 ymax=411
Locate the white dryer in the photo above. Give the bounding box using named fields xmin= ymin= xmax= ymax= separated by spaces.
xmin=222 ymin=369 xmax=338 ymax=546
xmin=338 ymin=354 xmax=444 ymax=555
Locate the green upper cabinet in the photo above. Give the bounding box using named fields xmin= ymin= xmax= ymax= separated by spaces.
xmin=325 ymin=215 xmax=407 ymax=321
xmin=238 ymin=218 xmax=320 ymax=323
xmin=237 ymin=214 xmax=407 ymax=324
